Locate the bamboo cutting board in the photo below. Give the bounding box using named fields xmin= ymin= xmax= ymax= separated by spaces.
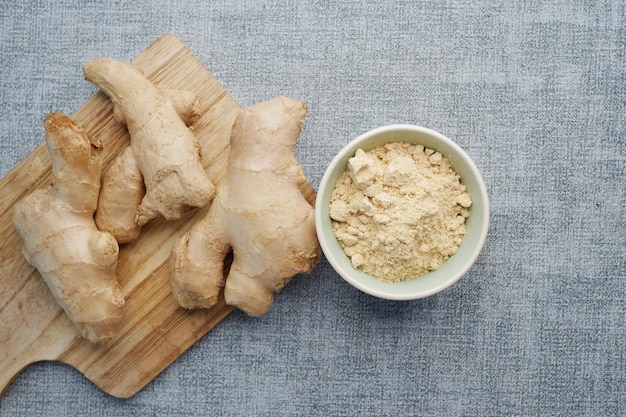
xmin=0 ymin=35 xmax=242 ymax=398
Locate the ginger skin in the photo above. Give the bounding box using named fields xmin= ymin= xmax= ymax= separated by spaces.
xmin=95 ymin=147 xmax=145 ymax=244
xmin=13 ymin=113 xmax=124 ymax=344
xmin=83 ymin=58 xmax=215 ymax=243
xmin=170 ymin=96 xmax=321 ymax=316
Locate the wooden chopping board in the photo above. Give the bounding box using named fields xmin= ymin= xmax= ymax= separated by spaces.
xmin=0 ymin=34 xmax=244 ymax=398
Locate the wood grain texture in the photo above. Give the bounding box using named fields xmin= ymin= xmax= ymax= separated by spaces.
xmin=0 ymin=34 xmax=241 ymax=398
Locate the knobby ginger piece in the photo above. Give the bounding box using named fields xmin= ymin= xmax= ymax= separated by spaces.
xmin=13 ymin=113 xmax=124 ymax=344
xmin=170 ymin=96 xmax=321 ymax=316
xmin=83 ymin=58 xmax=215 ymax=243
xmin=95 ymin=147 xmax=144 ymax=243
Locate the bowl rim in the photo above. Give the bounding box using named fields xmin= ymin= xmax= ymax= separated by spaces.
xmin=315 ymin=124 xmax=490 ymax=300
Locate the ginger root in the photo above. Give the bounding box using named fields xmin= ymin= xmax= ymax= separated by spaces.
xmin=83 ymin=58 xmax=215 ymax=243
xmin=13 ymin=113 xmax=124 ymax=344
xmin=170 ymin=96 xmax=321 ymax=316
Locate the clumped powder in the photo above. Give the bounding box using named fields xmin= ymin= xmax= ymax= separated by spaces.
xmin=329 ymin=142 xmax=471 ymax=282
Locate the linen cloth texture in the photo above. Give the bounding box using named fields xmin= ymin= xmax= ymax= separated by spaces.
xmin=0 ymin=0 xmax=624 ymax=416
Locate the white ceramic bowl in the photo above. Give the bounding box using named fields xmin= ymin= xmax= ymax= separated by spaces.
xmin=315 ymin=124 xmax=489 ymax=300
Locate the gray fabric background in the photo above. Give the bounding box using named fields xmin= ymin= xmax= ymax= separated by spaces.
xmin=1 ymin=0 xmax=625 ymax=416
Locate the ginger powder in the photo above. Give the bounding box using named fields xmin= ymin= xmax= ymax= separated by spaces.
xmin=329 ymin=142 xmax=471 ymax=283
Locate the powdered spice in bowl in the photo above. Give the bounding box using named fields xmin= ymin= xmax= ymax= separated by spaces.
xmin=315 ymin=125 xmax=489 ymax=300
